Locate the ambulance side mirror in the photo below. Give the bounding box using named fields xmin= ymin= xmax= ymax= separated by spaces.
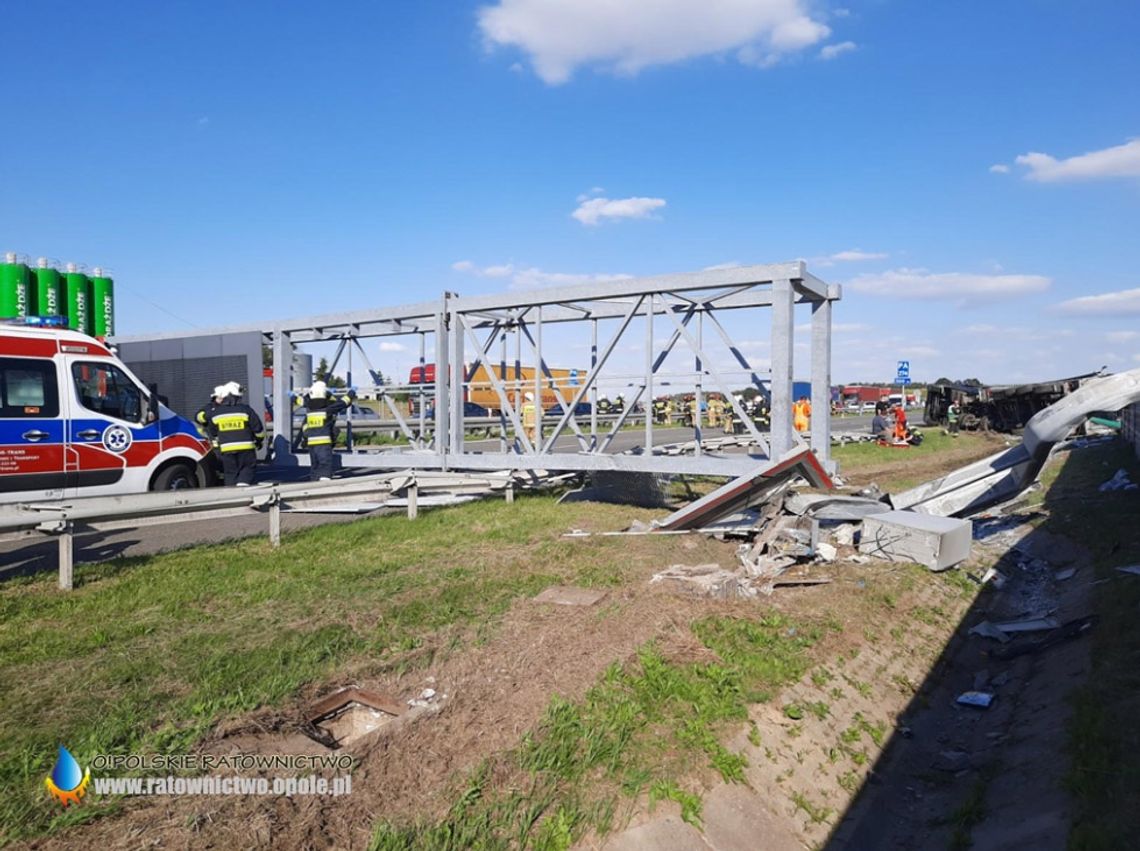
xmin=146 ymin=383 xmax=162 ymax=424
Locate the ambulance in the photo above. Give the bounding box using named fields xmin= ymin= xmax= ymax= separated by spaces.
xmin=0 ymin=319 xmax=218 ymax=503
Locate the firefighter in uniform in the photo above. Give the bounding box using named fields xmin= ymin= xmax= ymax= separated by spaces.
xmin=206 ymin=381 xmax=264 ymax=486
xmin=195 ymin=385 xmax=228 ymax=441
xmin=299 ymin=381 xmax=353 ymax=481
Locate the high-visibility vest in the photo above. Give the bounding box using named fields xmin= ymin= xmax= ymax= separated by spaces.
xmin=793 ymin=402 xmax=809 ymax=432
xmin=208 ymin=405 xmax=264 ymax=452
xmin=522 ymin=403 xmax=536 ymax=428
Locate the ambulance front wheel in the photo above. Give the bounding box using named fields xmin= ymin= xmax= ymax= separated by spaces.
xmin=152 ymin=463 xmax=198 ymax=492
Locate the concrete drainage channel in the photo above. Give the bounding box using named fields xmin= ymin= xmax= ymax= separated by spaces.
xmin=302 ymin=685 xmax=446 ymax=750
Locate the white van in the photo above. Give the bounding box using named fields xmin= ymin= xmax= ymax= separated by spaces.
xmin=0 ymin=322 xmax=218 ymax=503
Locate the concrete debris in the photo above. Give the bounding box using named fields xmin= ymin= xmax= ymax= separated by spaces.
xmin=657 ymin=448 xmax=834 ymax=531
xmin=860 ymin=511 xmax=973 ymax=571
xmin=969 ymin=621 xmax=1012 ymax=643
xmin=1098 ymin=468 xmax=1138 ymax=492
xmin=849 ymin=554 xmax=872 ymax=565
xmin=1054 ymin=567 xmax=1077 ymax=582
xmin=408 ymin=687 xmax=441 ymax=709
xmin=1116 ymin=565 xmax=1140 ymax=577
xmin=956 ymin=691 xmax=995 ymax=709
xmin=651 ymin=563 xmax=743 ymax=600
xmin=993 ymin=616 xmax=1060 ymax=633
xmin=783 ymin=493 xmax=890 ymax=520
xmin=831 ymin=524 xmax=858 ymax=547
xmin=532 ymin=586 xmax=608 ymax=606
xmin=814 ymin=542 xmax=838 ymax=562
xmin=980 ymin=567 xmax=1008 ymax=589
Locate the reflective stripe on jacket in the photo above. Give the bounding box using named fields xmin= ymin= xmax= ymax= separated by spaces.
xmin=207 ymin=405 xmax=265 ymax=453
xmin=302 ymin=398 xmax=348 ymax=446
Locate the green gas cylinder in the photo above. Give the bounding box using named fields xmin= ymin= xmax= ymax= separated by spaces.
xmin=1 ymin=252 xmax=30 ymax=320
xmin=33 ymin=258 xmax=63 ymax=317
xmin=91 ymin=268 xmax=114 ymax=337
xmin=64 ymin=264 xmax=90 ymax=334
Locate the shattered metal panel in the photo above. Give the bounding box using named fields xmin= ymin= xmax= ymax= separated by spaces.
xmin=657 ymin=449 xmax=833 ymax=531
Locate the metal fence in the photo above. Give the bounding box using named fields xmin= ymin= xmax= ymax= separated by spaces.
xmin=0 ymin=471 xmax=536 ymax=590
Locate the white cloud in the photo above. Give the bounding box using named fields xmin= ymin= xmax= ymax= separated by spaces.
xmin=379 ymin=341 xmax=407 ymax=353
xmin=481 ymin=264 xmax=515 ymax=278
xmin=452 ymin=260 xmax=634 ymax=291
xmin=830 ymin=249 xmax=887 ymax=263
xmin=571 ymin=195 xmax=666 ymax=226
xmin=795 ymin=321 xmax=870 ymax=333
xmin=989 ymin=163 xmax=1010 ymax=174
xmin=1107 ymin=330 xmax=1140 ymax=343
xmin=1054 ymin=287 xmax=1140 ymax=316
xmin=1015 ymin=138 xmax=1140 ymax=183
xmin=196 ymin=116 xmax=210 ymax=127
xmin=819 ymin=41 xmax=856 ymax=60
xmin=478 ymin=0 xmax=832 ymax=84
xmin=451 ymin=260 xmax=475 ymax=272
xmin=899 ymin=345 xmax=940 ymax=358
xmin=848 ymin=267 xmax=1051 ymax=305
xmin=1134 ymin=353 xmax=1140 ymax=363
xmin=807 ymin=249 xmax=888 ymax=267
xmin=962 ymin=324 xmax=1073 ymax=342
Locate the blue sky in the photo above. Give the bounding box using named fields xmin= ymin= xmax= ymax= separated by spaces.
xmin=3 ymin=0 xmax=1139 ymax=385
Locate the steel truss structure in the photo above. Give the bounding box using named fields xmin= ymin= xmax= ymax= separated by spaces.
xmin=276 ymin=262 xmax=839 ymax=476
xmin=126 ymin=263 xmax=841 ymax=477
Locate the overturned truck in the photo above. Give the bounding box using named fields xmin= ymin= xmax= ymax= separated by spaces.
xmin=923 ymin=371 xmax=1101 ymax=433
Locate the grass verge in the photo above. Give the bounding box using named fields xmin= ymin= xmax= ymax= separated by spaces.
xmin=0 ymin=496 xmax=664 ymax=844
xmin=369 ymin=612 xmax=831 ymax=850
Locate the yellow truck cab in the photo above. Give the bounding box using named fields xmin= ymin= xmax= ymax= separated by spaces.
xmin=0 ymin=320 xmax=217 ymax=503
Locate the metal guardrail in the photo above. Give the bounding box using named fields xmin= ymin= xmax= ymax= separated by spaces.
xmin=0 ymin=470 xmax=544 ymax=591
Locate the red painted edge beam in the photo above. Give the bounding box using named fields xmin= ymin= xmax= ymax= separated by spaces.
xmin=657 ymin=448 xmax=834 ymax=531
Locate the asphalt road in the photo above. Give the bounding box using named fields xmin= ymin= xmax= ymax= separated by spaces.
xmin=0 ymin=413 xmax=877 ymax=582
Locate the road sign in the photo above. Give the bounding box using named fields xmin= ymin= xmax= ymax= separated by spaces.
xmin=896 ymin=359 xmax=911 ymax=385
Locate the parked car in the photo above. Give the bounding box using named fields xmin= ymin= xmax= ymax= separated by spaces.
xmin=861 ymin=401 xmax=877 ymax=413
xmin=844 ymin=401 xmax=860 ymax=413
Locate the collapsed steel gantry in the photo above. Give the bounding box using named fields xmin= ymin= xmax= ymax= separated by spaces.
xmin=263 ymin=262 xmax=840 ymax=476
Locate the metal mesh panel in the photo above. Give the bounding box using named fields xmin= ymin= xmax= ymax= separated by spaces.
xmin=124 ymin=356 xmax=246 ymax=421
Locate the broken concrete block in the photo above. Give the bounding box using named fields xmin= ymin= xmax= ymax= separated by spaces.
xmin=969 ymin=621 xmax=1012 ymax=643
xmin=532 ymin=586 xmax=608 ymax=606
xmin=651 ymin=564 xmax=741 ymax=599
xmin=859 ymin=511 xmax=973 ymax=571
xmin=831 ymin=524 xmax=858 ymax=546
xmin=815 ymin=542 xmax=838 ymax=562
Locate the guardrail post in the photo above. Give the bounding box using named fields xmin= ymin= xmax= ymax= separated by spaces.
xmin=269 ymin=501 xmax=282 ymax=547
xmin=505 ymin=481 xmax=514 ymax=504
xmin=407 ymin=482 xmax=418 ymax=520
xmin=58 ymin=524 xmax=74 ymax=591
